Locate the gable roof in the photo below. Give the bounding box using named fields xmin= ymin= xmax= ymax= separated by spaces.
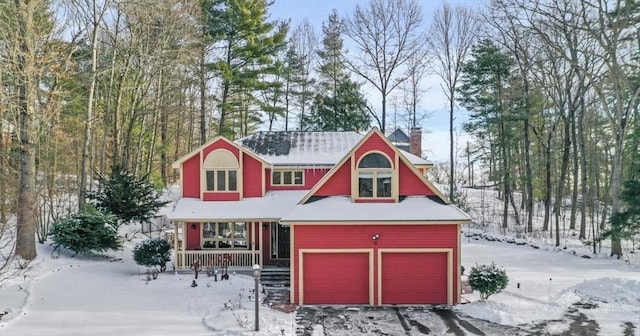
xmin=235 ymin=131 xmax=363 ymax=166
xmin=386 ymin=127 xmax=410 ymax=144
xmin=298 ymin=127 xmax=447 ymax=204
xmin=171 ymin=136 xmax=270 ymax=169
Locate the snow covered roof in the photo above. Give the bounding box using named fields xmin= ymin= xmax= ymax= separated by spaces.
xmin=399 ymin=149 xmax=432 ymax=166
xmin=167 ymin=190 xmax=307 ymax=221
xmin=234 ymin=131 xmax=432 ymax=166
xmin=280 ymin=196 xmax=471 ymax=223
xmin=236 ymin=131 xmax=363 ymax=166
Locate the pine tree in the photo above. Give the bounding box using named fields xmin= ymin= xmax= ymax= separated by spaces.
xmin=88 ymin=165 xmax=168 ymax=230
xmin=603 ymin=169 xmax=640 ymax=243
xmin=306 ymin=10 xmax=371 ymax=132
xmin=206 ymin=0 xmax=288 ymax=138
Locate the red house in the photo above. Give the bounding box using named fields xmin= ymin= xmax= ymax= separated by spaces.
xmin=168 ymin=128 xmax=470 ymax=305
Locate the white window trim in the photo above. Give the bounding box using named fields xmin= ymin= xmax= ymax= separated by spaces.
xmin=272 ymin=169 xmax=304 ymax=186
xmin=205 ymin=169 xmax=238 ymax=192
xmin=356 ymin=152 xmax=394 ymax=199
xmin=201 ymin=222 xmax=248 ymax=249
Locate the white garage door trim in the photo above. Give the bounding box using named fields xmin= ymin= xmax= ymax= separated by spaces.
xmin=298 ymin=249 xmax=374 ymax=305
xmin=377 ymin=248 xmax=453 ymax=305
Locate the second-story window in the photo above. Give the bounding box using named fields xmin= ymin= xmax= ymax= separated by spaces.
xmin=358 ymin=152 xmax=392 ymax=198
xmin=203 ymin=149 xmax=238 ymax=192
xmin=272 ymin=170 xmax=304 ymax=186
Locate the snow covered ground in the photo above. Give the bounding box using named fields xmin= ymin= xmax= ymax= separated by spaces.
xmin=1 ymin=186 xmax=639 ymax=335
xmin=1 ymin=233 xmax=639 ymax=335
xmin=460 ymin=235 xmax=640 ymax=335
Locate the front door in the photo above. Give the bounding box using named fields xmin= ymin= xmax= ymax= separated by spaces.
xmin=271 ymin=222 xmax=290 ymax=259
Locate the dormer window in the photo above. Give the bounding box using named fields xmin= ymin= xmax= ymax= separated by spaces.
xmin=358 ymin=152 xmax=392 ymax=198
xmin=203 ymin=149 xmax=239 ymax=192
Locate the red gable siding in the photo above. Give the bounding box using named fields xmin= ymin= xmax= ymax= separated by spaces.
xmin=314 ymin=158 xmax=351 ymax=196
xmin=182 ymin=154 xmax=200 ymax=198
xmin=354 ymin=132 xmax=396 ymax=167
xmin=266 ymin=168 xmax=330 ymax=191
xmin=293 ymin=224 xmax=459 ymax=305
xmin=202 ymin=139 xmax=239 ymax=161
xmin=243 ymin=153 xmax=263 ymax=197
xmin=399 ymin=160 xmax=435 ymax=196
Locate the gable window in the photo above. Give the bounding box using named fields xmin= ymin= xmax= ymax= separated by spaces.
xmin=358 ymin=152 xmax=392 ymax=198
xmin=272 ymin=170 xmax=304 ymax=186
xmin=203 ymin=150 xmax=239 ymax=192
xmin=202 ymin=222 xmax=248 ymax=249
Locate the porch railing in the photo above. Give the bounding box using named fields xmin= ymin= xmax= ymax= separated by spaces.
xmin=176 ymin=250 xmax=260 ymax=270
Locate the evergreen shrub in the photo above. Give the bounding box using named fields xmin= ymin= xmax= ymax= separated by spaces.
xmin=468 ymin=262 xmax=509 ymax=301
xmin=132 ymin=238 xmax=172 ymax=272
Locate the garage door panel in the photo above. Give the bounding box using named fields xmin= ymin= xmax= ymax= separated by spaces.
xmin=382 ymin=252 xmax=448 ymax=304
xmin=303 ymin=253 xmax=369 ymax=304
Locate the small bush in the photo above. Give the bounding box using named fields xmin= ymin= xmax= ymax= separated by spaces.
xmin=49 ymin=208 xmax=120 ymax=256
xmin=468 ymin=262 xmax=509 ymax=301
xmin=132 ymin=238 xmax=172 ymax=272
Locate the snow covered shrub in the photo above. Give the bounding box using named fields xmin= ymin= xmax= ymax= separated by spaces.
xmin=132 ymin=238 xmax=171 ymax=272
xmin=49 ymin=207 xmax=121 ymax=256
xmin=468 ymin=262 xmax=509 ymax=301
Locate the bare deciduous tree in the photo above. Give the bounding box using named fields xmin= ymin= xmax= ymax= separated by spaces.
xmin=428 ymin=3 xmax=478 ymax=203
xmin=344 ymin=0 xmax=424 ymax=133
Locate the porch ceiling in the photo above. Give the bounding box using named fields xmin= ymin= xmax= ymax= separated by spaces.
xmin=167 ymin=190 xmax=306 ymax=222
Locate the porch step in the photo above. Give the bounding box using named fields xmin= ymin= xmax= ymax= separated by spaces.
xmin=260 ymin=268 xmax=290 ymax=288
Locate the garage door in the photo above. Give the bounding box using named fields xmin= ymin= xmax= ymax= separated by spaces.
xmin=381 ymin=252 xmax=448 ymax=304
xmin=303 ymin=253 xmax=370 ymax=304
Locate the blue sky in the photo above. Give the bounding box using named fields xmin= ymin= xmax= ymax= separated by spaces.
xmin=268 ymin=0 xmax=479 ymax=162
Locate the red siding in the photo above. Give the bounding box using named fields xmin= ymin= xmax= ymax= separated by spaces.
xmin=382 ymin=252 xmax=448 ymax=304
xmin=202 ymin=139 xmax=239 ymax=160
xmin=303 ymin=253 xmax=369 ymax=304
xmin=182 ymin=155 xmax=200 ymax=198
xmin=261 ymin=222 xmax=271 ymax=264
xmin=314 ymin=159 xmax=351 ymax=196
xmin=186 ymin=222 xmax=201 ymax=250
xmin=202 ymin=192 xmax=240 ymax=201
xmin=243 ymin=153 xmax=263 ymax=197
xmin=399 ymin=160 xmax=435 ymax=196
xmin=266 ymin=168 xmax=330 ymax=190
xmin=354 ymin=133 xmax=396 ymax=168
xmin=293 ymin=224 xmax=459 ymax=305
xmin=354 ymin=199 xmax=395 ymax=203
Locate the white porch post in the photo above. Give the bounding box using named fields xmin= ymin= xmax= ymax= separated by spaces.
xmin=173 ymin=221 xmax=179 ymax=274
xmin=181 ymin=221 xmax=187 ymax=269
xmin=251 ymin=221 xmax=256 ymax=265
xmin=258 ymin=222 xmax=263 ymax=268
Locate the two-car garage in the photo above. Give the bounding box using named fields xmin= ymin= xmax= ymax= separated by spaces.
xmin=299 ymin=249 xmax=453 ymax=306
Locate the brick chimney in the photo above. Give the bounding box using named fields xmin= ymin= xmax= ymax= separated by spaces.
xmin=409 ymin=127 xmax=422 ymax=157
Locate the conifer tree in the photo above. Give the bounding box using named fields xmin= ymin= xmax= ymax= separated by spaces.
xmin=88 ymin=166 xmax=168 ymax=230
xmin=306 ymin=10 xmax=370 ymax=132
xmin=206 ymin=0 xmax=288 ymax=138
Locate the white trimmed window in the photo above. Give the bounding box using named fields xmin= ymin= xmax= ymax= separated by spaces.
xmin=202 ymin=222 xmax=248 ymax=249
xmin=272 ymin=170 xmax=304 ymax=186
xmin=203 ymin=150 xmax=238 ymax=192
xmin=358 ymin=152 xmax=392 ymax=198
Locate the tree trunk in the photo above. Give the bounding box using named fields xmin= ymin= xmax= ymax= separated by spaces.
xmin=78 ymin=0 xmax=101 ymax=211
xmin=15 ymin=0 xmax=38 ymax=260
xmin=555 ymin=116 xmax=571 ymax=246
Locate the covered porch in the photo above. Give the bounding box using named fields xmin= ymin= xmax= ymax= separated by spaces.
xmin=167 ymin=191 xmax=304 ymax=270
xmin=170 ymin=220 xmax=269 ymax=270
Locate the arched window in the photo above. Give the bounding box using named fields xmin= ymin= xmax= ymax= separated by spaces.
xmin=203 ymin=150 xmax=239 ymax=191
xmin=357 ymin=152 xmax=392 ymax=198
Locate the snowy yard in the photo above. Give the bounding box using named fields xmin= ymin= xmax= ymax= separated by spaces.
xmin=1 ymin=231 xmax=639 ymax=335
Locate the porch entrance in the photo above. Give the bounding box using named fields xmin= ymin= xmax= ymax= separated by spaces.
xmin=270 ymin=222 xmax=290 ymax=259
